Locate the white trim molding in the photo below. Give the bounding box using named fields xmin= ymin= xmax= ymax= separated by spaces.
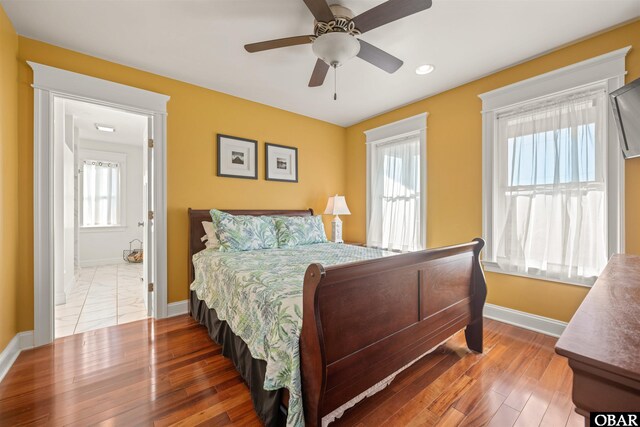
xmin=167 ymin=300 xmax=189 ymax=317
xmin=483 ymin=262 xmax=593 ymax=288
xmin=364 ymin=112 xmax=428 ymax=143
xmin=479 ymin=47 xmax=628 ymax=287
xmin=483 ymin=304 xmax=567 ymax=338
xmin=0 ymin=331 xmax=34 ymax=383
xmin=479 ymin=46 xmax=631 ymax=111
xmin=29 ymin=62 xmax=169 ymax=113
xmin=29 ymin=62 xmax=170 ymax=347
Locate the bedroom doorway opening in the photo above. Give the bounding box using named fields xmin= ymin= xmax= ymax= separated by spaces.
xmin=51 ymin=97 xmax=155 ymax=338
xmin=30 ymin=61 xmax=169 ymax=347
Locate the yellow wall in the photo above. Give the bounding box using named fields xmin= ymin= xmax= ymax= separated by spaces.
xmin=7 ymin=12 xmax=640 ymax=335
xmin=16 ymin=37 xmax=346 ymax=331
xmin=344 ymin=20 xmax=640 ymax=322
xmin=0 ymin=6 xmax=19 ymax=352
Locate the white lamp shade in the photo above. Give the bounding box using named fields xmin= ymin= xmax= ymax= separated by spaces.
xmin=312 ymin=33 xmax=360 ymax=67
xmin=324 ymin=195 xmax=351 ymax=215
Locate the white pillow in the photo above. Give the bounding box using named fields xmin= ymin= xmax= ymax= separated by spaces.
xmin=201 ymin=221 xmax=220 ymax=249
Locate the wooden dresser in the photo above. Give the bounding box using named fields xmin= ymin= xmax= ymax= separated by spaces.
xmin=555 ymin=254 xmax=640 ymax=421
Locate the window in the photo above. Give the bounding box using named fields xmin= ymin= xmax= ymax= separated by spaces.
xmin=481 ymin=48 xmax=627 ymax=286
xmin=80 ymin=154 xmax=124 ymax=227
xmin=494 ymin=88 xmax=607 ymax=282
xmin=366 ymin=113 xmax=427 ymax=252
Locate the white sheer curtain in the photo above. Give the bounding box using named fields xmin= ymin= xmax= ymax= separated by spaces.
xmin=367 ymin=134 xmax=423 ymax=252
xmin=82 ymin=159 xmax=121 ymax=226
xmin=494 ymin=88 xmax=608 ymax=284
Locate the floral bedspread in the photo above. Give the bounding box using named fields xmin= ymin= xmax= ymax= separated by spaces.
xmin=190 ymin=242 xmax=394 ymax=426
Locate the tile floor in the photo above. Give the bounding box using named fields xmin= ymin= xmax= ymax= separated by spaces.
xmin=54 ymin=263 xmax=148 ymax=338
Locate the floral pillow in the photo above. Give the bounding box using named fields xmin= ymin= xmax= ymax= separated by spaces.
xmin=274 ymin=215 xmax=328 ymax=248
xmin=209 ymin=209 xmax=278 ymax=252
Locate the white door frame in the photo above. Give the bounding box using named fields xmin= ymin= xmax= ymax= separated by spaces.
xmin=29 ymin=62 xmax=170 ymax=347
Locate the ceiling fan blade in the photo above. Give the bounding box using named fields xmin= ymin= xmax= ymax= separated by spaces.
xmin=352 ymin=0 xmax=432 ymax=34
xmin=309 ymin=59 xmax=330 ymax=87
xmin=302 ymin=0 xmax=334 ymax=23
xmin=244 ymin=35 xmax=313 ymax=53
xmin=357 ymin=40 xmax=403 ymax=73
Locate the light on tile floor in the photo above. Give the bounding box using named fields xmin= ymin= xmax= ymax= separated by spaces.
xmin=54 ymin=263 xmax=147 ymax=338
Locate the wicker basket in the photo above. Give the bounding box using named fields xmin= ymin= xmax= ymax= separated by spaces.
xmin=123 ymin=239 xmax=143 ymax=263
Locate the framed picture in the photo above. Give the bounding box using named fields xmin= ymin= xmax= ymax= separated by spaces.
xmin=265 ymin=143 xmax=298 ymax=183
xmin=217 ymin=134 xmax=257 ymax=179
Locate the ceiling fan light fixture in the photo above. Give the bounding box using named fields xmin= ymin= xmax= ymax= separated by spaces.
xmin=312 ymin=32 xmax=360 ymax=67
xmin=415 ymin=64 xmax=435 ymax=75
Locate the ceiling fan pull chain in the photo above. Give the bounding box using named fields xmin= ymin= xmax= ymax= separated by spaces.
xmin=333 ymin=64 xmax=337 ymax=101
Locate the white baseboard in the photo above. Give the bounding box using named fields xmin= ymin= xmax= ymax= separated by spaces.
xmin=78 ymin=258 xmax=126 ymax=267
xmin=167 ymin=300 xmax=188 ymax=317
xmin=0 ymin=331 xmax=34 ymax=383
xmin=483 ymin=303 xmax=567 ymax=338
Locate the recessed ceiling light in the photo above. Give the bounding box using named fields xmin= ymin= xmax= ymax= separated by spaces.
xmin=415 ymin=64 xmax=435 ymax=75
xmin=95 ymin=124 xmax=115 ymax=132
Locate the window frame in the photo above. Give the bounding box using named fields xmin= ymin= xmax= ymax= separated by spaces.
xmin=365 ymin=113 xmax=428 ymax=251
xmin=479 ymin=47 xmax=629 ymax=287
xmin=78 ymin=148 xmax=127 ymax=230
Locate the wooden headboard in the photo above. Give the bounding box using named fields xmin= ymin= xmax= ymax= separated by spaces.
xmin=187 ymin=208 xmax=314 ymax=287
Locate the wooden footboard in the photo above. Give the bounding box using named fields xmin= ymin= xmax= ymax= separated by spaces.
xmin=300 ymin=239 xmax=486 ymax=426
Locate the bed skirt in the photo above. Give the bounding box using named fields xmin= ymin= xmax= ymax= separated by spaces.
xmin=190 ymin=290 xmax=285 ymax=426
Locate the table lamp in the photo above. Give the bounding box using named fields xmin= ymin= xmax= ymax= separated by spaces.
xmin=323 ymin=194 xmax=351 ymax=243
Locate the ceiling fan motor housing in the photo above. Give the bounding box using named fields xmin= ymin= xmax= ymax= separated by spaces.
xmin=313 ymin=4 xmax=361 ymax=38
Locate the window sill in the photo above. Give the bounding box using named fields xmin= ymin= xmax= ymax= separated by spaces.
xmin=80 ymin=225 xmax=127 ymax=233
xmin=481 ymin=261 xmax=595 ymax=288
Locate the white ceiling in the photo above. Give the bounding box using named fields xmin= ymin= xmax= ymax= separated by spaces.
xmin=4 ymin=0 xmax=639 ymax=126
xmin=64 ymin=99 xmax=147 ymax=146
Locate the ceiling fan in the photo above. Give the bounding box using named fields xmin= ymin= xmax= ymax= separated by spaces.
xmin=244 ymin=0 xmax=433 ymax=98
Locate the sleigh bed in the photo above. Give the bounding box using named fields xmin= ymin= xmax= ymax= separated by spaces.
xmin=187 ymin=208 xmax=487 ymax=426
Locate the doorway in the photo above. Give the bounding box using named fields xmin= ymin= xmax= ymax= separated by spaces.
xmin=30 ymin=61 xmax=169 ymax=347
xmin=53 ymin=98 xmax=152 ymax=337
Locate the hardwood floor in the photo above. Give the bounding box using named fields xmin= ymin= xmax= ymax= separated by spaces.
xmin=0 ymin=316 xmax=583 ymax=426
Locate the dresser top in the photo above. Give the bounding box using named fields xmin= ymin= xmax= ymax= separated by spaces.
xmin=556 ymin=254 xmax=640 ymax=381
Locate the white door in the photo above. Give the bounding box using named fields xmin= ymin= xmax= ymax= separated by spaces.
xmin=143 ymin=116 xmax=155 ymax=317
